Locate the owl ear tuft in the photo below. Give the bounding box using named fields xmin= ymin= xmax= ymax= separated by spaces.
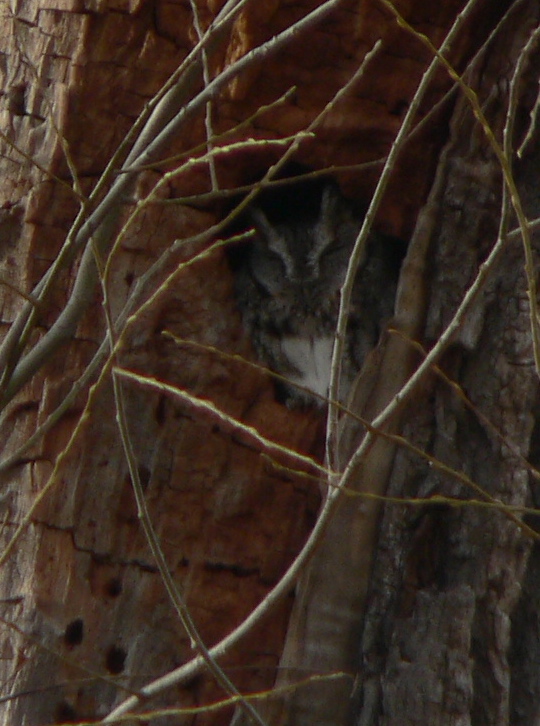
xmin=312 ymin=184 xmax=342 ymax=259
xmin=248 ymin=206 xmax=273 ymax=237
xmin=319 ymin=184 xmax=340 ymax=221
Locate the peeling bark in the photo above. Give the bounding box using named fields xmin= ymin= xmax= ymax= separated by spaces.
xmin=353 ymin=6 xmax=540 ymax=726
xmin=0 ymin=1 xmax=538 ymax=726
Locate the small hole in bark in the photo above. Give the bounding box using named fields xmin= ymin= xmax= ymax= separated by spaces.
xmin=7 ymin=84 xmax=26 ymax=116
xmin=106 ymin=645 xmax=127 ymax=674
xmin=64 ymin=618 xmax=84 ymax=647
xmin=105 ymin=577 xmax=123 ymax=597
xmin=55 ymin=701 xmax=78 ymax=722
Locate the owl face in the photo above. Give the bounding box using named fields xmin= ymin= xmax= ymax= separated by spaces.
xmin=228 ymin=175 xmax=402 ymax=407
xmin=247 ymin=185 xmax=360 ymax=307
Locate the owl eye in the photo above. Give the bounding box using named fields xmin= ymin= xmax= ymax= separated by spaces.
xmin=264 ymin=248 xmax=286 ymax=265
xmin=318 ymin=240 xmax=350 ymax=264
xmin=249 ymin=247 xmax=288 ymax=295
xmin=318 ymin=241 xmax=336 ymax=258
xmin=261 ymin=250 xmax=290 ymax=280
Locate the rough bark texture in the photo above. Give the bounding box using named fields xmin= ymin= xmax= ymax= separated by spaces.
xmin=0 ymin=1 xmax=538 ymax=726
xmin=353 ymin=6 xmax=540 ymax=726
xmin=0 ymin=2 xmax=323 ymax=723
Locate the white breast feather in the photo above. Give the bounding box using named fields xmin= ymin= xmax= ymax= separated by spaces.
xmin=281 ymin=335 xmax=335 ymax=398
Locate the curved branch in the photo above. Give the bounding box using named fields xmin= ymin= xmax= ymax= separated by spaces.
xmin=0 ymin=0 xmax=341 ymax=406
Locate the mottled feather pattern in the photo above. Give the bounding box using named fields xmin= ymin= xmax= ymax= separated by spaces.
xmin=229 ymin=178 xmax=405 ymax=407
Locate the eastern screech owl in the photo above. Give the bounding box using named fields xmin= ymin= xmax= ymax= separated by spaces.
xmin=229 ymin=178 xmax=404 ymax=407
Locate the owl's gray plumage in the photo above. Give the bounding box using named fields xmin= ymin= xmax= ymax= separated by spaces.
xmin=230 ymin=179 xmax=403 ymax=407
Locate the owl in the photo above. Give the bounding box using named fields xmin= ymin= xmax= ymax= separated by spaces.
xmin=229 ymin=178 xmax=404 ymax=407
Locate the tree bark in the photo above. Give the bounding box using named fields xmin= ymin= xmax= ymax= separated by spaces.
xmin=0 ymin=1 xmax=538 ymax=726
xmin=353 ymin=6 xmax=540 ymax=725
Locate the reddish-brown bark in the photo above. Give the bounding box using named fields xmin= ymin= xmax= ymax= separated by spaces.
xmin=0 ymin=1 xmax=537 ymax=725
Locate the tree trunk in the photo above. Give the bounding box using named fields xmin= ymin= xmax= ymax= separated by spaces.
xmin=0 ymin=1 xmax=538 ymax=725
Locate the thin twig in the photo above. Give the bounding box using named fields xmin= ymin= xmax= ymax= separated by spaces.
xmin=381 ymin=0 xmax=540 ymax=374
xmin=189 ymin=0 xmax=219 ymax=190
xmin=326 ymin=0 xmax=482 ymax=470
xmin=114 ymin=369 xmax=328 ymax=477
xmin=111 ymin=366 xmax=269 ymax=726
xmin=340 ymin=229 xmax=508 ymax=496
xmin=0 ymin=0 xmax=340 ymax=407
